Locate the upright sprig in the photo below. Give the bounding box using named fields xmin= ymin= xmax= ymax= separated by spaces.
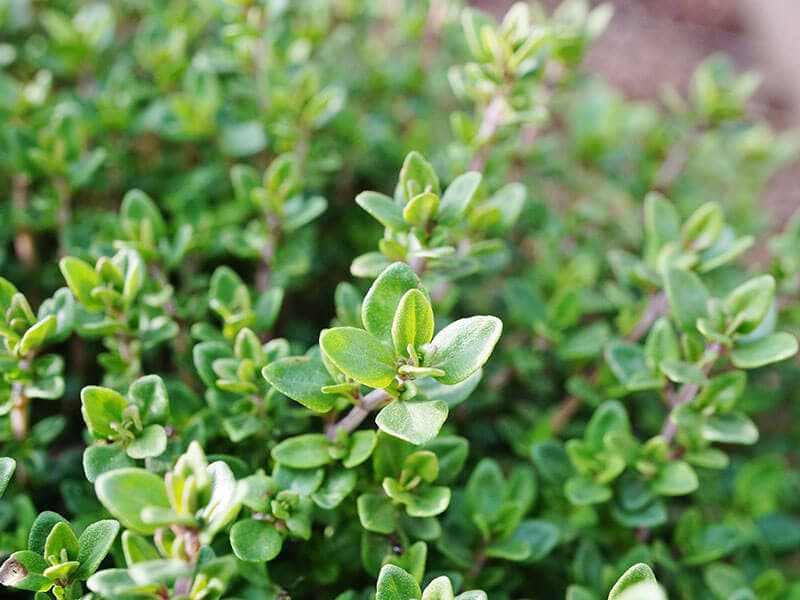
xmin=355 ymin=151 xmax=524 ymax=301
xmin=0 ymin=279 xmax=73 ymax=444
xmin=451 ymin=1 xmax=612 ymax=171
xmin=267 ymin=260 xmax=502 ymax=446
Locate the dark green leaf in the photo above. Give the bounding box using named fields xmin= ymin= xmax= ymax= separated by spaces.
xmin=271 ymin=434 xmax=333 ymax=469
xmin=376 ymin=564 xmax=422 ymax=600
xmin=263 ymin=353 xmax=337 ymax=413
xmin=362 ymin=262 xmax=421 ymax=343
xmin=230 ymin=520 xmax=282 ymax=562
xmin=75 ymin=520 xmax=120 ymax=579
xmin=665 ymin=267 xmax=708 ymax=333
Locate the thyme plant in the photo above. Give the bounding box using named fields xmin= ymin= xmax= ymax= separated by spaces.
xmin=1 ymin=1 xmax=799 ymax=599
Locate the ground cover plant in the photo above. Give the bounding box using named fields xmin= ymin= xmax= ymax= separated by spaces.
xmin=1 ymin=0 xmax=800 ymax=598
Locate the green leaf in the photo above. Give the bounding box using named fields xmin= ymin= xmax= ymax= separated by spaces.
xmin=485 ymin=536 xmax=529 ymax=561
xmin=481 ymin=182 xmax=526 ymax=233
xmin=335 ymin=282 xmax=363 ymax=327
xmin=312 ymin=470 xmax=357 ymax=509
xmin=343 ymin=430 xmax=377 ymax=468
xmin=376 ymin=564 xmax=422 ymax=600
xmin=585 ymin=401 xmax=630 ymax=448
xmin=610 ymin=583 xmax=667 ymax=600
xmin=392 ymin=289 xmax=434 ymax=355
xmin=424 ymin=316 xmax=502 ymax=384
xmin=0 ymin=551 xmax=51 ymax=591
xmin=695 ymin=371 xmax=746 ymax=411
xmin=352 ymin=252 xmax=392 ymax=279
xmin=126 ymin=424 xmax=167 ymax=459
xmin=565 ymin=476 xmax=612 ymax=506
xmin=402 ymin=451 xmax=439 ymax=484
xmin=221 ymin=120 xmax=267 ymax=157
xmin=422 ymin=576 xmax=455 ymax=600
xmin=127 ymin=375 xmax=169 ymax=425
xmin=702 ymin=412 xmax=759 ymax=445
xmin=403 ymin=192 xmax=439 ymax=227
xmin=731 ymin=332 xmax=798 ymax=369
xmin=644 ymin=192 xmax=680 ymax=263
xmin=283 ymin=195 xmax=327 ymax=232
xmin=230 ymin=520 xmax=282 ymax=562
xmin=423 ymin=436 xmax=468 ymax=485
xmin=255 ymin=287 xmax=284 ymax=331
xmin=608 ymin=563 xmax=658 ymax=600
xmin=128 ymin=559 xmax=192 ymax=586
xmin=121 ymin=531 xmax=160 ymax=565
xmin=86 ymin=569 xmax=140 ymax=597
xmin=264 ymin=353 xmax=336 ymax=413
xmin=36 ymin=288 xmax=75 ymax=342
xmin=560 ymin=322 xmax=612 ymax=362
xmin=81 ymin=386 xmax=128 ymax=439
xmin=660 ymin=360 xmax=708 ymax=384
xmin=404 ymin=486 xmax=451 ymax=517
xmin=512 ymin=519 xmax=560 ymax=562
xmin=59 ymin=257 xmax=102 ymax=311
xmin=120 ymin=189 xmax=166 ymax=241
xmin=358 ymin=493 xmax=397 ymax=534
xmin=416 ymin=370 xmax=482 ymax=409
xmin=44 ymin=521 xmax=79 ymax=562
xmin=121 ymin=249 xmax=145 ymax=303
xmin=75 ymin=520 xmax=120 ymax=579
xmin=363 ymin=262 xmax=421 ymax=343
xmin=399 ymin=152 xmax=440 ymax=201
xmin=83 ymin=444 xmax=135 ymax=483
xmin=356 ymin=191 xmax=408 ymax=231
xmin=605 ymin=341 xmax=661 ymax=391
xmin=466 ymin=459 xmax=504 ymax=523
xmin=199 ymin=461 xmax=243 ymax=539
xmin=209 ymin=266 xmax=250 ymax=317
xmin=645 ymin=317 xmax=680 ymax=368
xmin=376 ymin=400 xmax=448 ymax=445
xmin=726 ymin=275 xmax=775 ymax=334
xmin=271 ymin=434 xmax=333 ymax=469
xmin=439 ymin=171 xmax=481 ymax=225
xmin=652 ymin=461 xmax=698 ymax=496
xmin=665 ymin=267 xmax=708 ymax=333
xmin=682 ymin=202 xmax=723 ymax=251
xmin=320 ymin=327 xmax=397 ymax=388
xmin=95 ymin=468 xmax=170 ymax=534
xmin=0 ymin=457 xmax=15 ymax=497
xmin=18 ymin=315 xmax=57 ymax=356
xmin=29 ymin=511 xmax=69 ymax=555
xmin=455 ymin=593 xmax=488 ymax=600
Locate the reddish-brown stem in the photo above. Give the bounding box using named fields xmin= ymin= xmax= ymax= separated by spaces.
xmin=661 ymin=342 xmax=723 ymax=446
xmin=326 ymin=389 xmax=392 ymax=440
xmin=10 ymin=381 xmax=28 ymax=443
xmin=550 ymin=292 xmax=669 ymax=434
xmin=12 ymin=173 xmax=36 ymax=270
xmin=469 ymin=94 xmax=506 ymax=172
xmin=54 ymin=174 xmax=71 ymax=257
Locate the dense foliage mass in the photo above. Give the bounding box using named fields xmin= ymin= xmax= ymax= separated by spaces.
xmin=2 ymin=1 xmax=800 ymax=598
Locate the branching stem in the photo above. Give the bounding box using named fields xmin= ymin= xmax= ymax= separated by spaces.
xmin=661 ymin=341 xmax=722 ymax=446
xmin=326 ymin=388 xmax=392 ymax=440
xmin=551 ymin=291 xmax=669 ymax=434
